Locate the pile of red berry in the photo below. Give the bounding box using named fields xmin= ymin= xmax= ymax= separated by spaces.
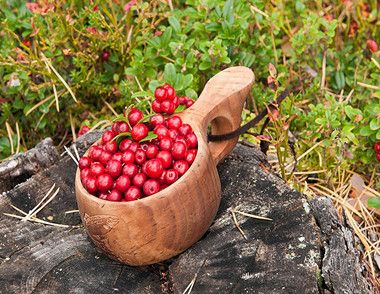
xmin=374 ymin=142 xmax=380 ymax=162
xmin=153 ymin=83 xmax=194 ymax=114
xmin=78 ymin=88 xmax=198 ymax=202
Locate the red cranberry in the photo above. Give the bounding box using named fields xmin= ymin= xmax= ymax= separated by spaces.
xmin=158 ymin=170 xmax=167 ymax=184
xmin=122 ymin=150 xmax=135 ymax=164
xmin=122 ymin=163 xmax=139 ymax=178
xmin=90 ymin=162 xmax=105 ymax=177
xmin=150 ymin=114 xmax=165 ymax=127
xmin=143 ymin=179 xmax=160 ymax=196
xmin=89 ymin=146 xmax=102 ymax=160
xmin=152 ymin=100 xmax=162 ymax=113
xmin=131 ymin=124 xmax=149 ymax=141
xmin=128 ymin=142 xmax=140 ymax=153
xmin=106 ymin=160 xmax=122 ymax=178
xmin=102 ymin=50 xmax=110 ymax=61
xmin=173 ymin=96 xmax=179 ymax=107
xmin=111 ymin=122 xmax=121 ymax=134
xmin=128 ymin=108 xmax=143 ymax=126
xmin=143 ymin=159 xmax=164 ymax=178
xmin=107 ymin=189 xmax=122 ymax=202
xmin=173 ymin=160 xmax=189 ymax=176
xmin=178 ymin=96 xmax=187 ymax=105
xmin=175 ymin=136 xmax=187 ymax=146
xmin=156 ymin=151 xmax=172 ymax=169
xmin=168 ymin=129 xmax=178 ymax=140
xmin=80 ymin=167 xmax=91 ymax=180
xmin=186 ymin=99 xmax=194 ymax=108
xmin=104 ymin=141 xmax=118 ymax=153
xmin=155 ymin=87 xmax=167 ymax=102
xmin=374 ymin=142 xmax=380 ymax=153
xmin=99 ymin=192 xmax=108 ymax=200
xmin=115 ymin=175 xmax=131 ymax=192
xmin=135 ymin=149 xmax=147 ymax=165
xmin=159 ymin=137 xmax=173 ymax=151
xmin=178 ymin=124 xmax=192 ymax=136
xmin=119 ymin=139 xmax=132 ymax=152
xmin=124 ymin=186 xmax=141 ymax=201
xmin=161 ymin=100 xmax=175 ymax=114
xmin=167 ymin=116 xmax=182 ymax=129
xmin=132 ymin=173 xmax=147 ymax=188
xmin=185 ymin=149 xmax=197 ymax=164
xmin=164 ymin=84 xmax=176 ymax=100
xmin=99 ymin=151 xmax=113 ymax=165
xmin=102 ymin=130 xmax=116 ymax=144
xmin=140 ymin=143 xmax=149 ymax=151
xmin=146 ymin=144 xmax=159 ymax=159
xmin=79 ymin=156 xmax=91 ymax=169
xmin=172 ymin=141 xmax=187 ymax=159
xmin=165 ymin=169 xmax=179 ymax=184
xmin=78 ymin=125 xmax=90 ymax=137
xmin=186 ymin=133 xmax=198 ymax=148
xmin=85 ymin=176 xmax=98 ymax=194
xmin=111 ymin=152 xmax=123 ymax=162
xmin=154 ymin=125 xmax=169 ymax=139
xmin=118 ymin=122 xmax=130 ymax=133
xmin=97 ymin=173 xmax=113 ymax=192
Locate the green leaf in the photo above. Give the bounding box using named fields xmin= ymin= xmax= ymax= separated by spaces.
xmin=161 ymin=27 xmax=173 ymax=47
xmin=175 ymin=105 xmax=186 ymax=113
xmin=359 ymin=125 xmax=376 ymax=136
xmin=112 ymin=132 xmax=131 ymax=142
xmin=185 ymin=89 xmax=198 ymax=99
xmin=168 ymin=16 xmax=181 ymax=33
xmin=335 ymin=71 xmax=345 ymax=90
xmin=199 ymin=60 xmax=211 ymax=70
xmin=368 ymin=197 xmax=380 ymax=209
xmin=148 ymin=80 xmax=163 ymax=93
xmin=131 ymin=91 xmax=152 ymax=98
xmin=369 ymin=119 xmax=380 ymax=130
xmin=164 ymin=63 xmax=177 ymax=85
xmin=139 ymin=113 xmax=159 ymax=124
xmin=377 ymin=129 xmax=380 ymax=140
xmin=139 ymin=132 xmax=158 ymax=143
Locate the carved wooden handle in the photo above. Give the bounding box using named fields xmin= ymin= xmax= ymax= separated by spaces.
xmin=182 ymin=66 xmax=255 ymax=164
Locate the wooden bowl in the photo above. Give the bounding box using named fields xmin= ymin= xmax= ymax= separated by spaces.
xmin=75 ymin=66 xmax=254 ymax=266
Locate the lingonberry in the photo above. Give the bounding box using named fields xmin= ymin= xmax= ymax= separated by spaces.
xmin=140 ymin=143 xmax=149 ymax=151
xmin=111 ymin=152 xmax=123 ymax=162
xmin=80 ymin=168 xmax=91 ymax=180
xmin=150 ymin=114 xmax=165 ymax=127
xmin=159 ymin=137 xmax=173 ymax=151
xmin=154 ymin=125 xmax=169 ymax=139
xmin=367 ymin=39 xmax=378 ymax=53
xmin=118 ymin=122 xmax=130 ymax=133
xmin=167 ymin=116 xmax=182 ymax=129
xmin=102 ymin=50 xmax=110 ymax=61
xmin=106 ymin=159 xmax=122 ymax=178
xmin=99 ymin=192 xmax=108 ymax=200
xmin=156 ymin=151 xmax=172 ymax=169
xmin=164 ymin=84 xmax=176 ymax=100
xmin=143 ymin=179 xmax=160 ymax=196
xmin=85 ymin=176 xmax=98 ymax=194
xmin=90 ymin=162 xmax=105 ymax=177
xmin=135 ymin=149 xmax=147 ymax=165
xmin=161 ymin=100 xmax=175 ymax=114
xmin=128 ymin=108 xmax=143 ymax=126
xmin=172 ymin=141 xmax=187 ymax=160
xmin=111 ymin=122 xmax=121 ymax=134
xmin=131 ymin=123 xmax=149 ymax=141
xmin=173 ymin=96 xmax=179 ymax=107
xmin=185 ymin=149 xmax=197 ymax=164
xmin=122 ymin=150 xmax=135 ymax=164
xmin=186 ymin=99 xmax=194 ymax=108
xmin=115 ymin=175 xmax=131 ymax=192
xmin=99 ymin=151 xmax=113 ymax=165
xmin=79 ymin=156 xmax=91 ymax=169
xmin=178 ymin=124 xmax=192 ymax=136
xmin=146 ymin=144 xmax=159 ymax=159
xmin=377 ymin=153 xmax=380 ymax=162
xmin=124 ymin=186 xmax=141 ymax=201
xmin=107 ymin=189 xmax=122 ymax=202
xmin=104 ymin=141 xmax=118 ymax=153
xmin=173 ymin=160 xmax=189 ymax=176
xmin=178 ymin=96 xmax=187 ymax=105
xmin=122 ymin=163 xmax=139 ymax=178
xmin=154 ymin=87 xmax=167 ymax=102
xmin=168 ymin=129 xmax=179 ymax=140
xmin=186 ymin=133 xmax=198 ymax=149
xmin=165 ymin=169 xmax=179 ymax=184
xmin=374 ymin=142 xmax=380 ymax=153
xmin=119 ymin=139 xmax=132 ymax=152
xmin=78 ymin=125 xmax=90 ymax=137
xmin=152 ymin=100 xmax=162 ymax=113
xmin=128 ymin=142 xmax=140 ymax=153
xmin=102 ymin=130 xmax=116 ymax=144
xmin=89 ymin=146 xmax=103 ymax=160
xmin=132 ymin=173 xmax=147 ymax=188
xmin=97 ymin=173 xmax=113 ymax=192
xmin=158 ymin=170 xmax=167 ymax=184
xmin=143 ymin=159 xmax=164 ymax=178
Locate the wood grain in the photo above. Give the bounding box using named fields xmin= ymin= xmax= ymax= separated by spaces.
xmin=75 ymin=66 xmax=255 ymax=265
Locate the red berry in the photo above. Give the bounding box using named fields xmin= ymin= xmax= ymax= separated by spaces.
xmin=104 ymin=141 xmax=118 ymax=153
xmin=150 ymin=114 xmax=165 ymax=127
xmin=160 ymin=184 xmax=169 ymax=191
xmin=89 ymin=146 xmax=102 ymax=160
xmin=185 ymin=149 xmax=197 ymax=164
xmin=367 ymin=39 xmax=378 ymax=53
xmin=156 ymin=151 xmax=172 ymax=169
xmin=78 ymin=125 xmax=90 ymax=137
xmin=99 ymin=192 xmax=108 ymax=200
xmin=186 ymin=133 xmax=198 ymax=149
xmin=122 ymin=163 xmax=139 ymax=178
xmin=146 ymin=144 xmax=159 ymax=159
xmin=178 ymin=96 xmax=187 ymax=105
xmin=168 ymin=129 xmax=179 ymax=140
xmin=79 ymin=156 xmax=92 ymax=169
xmin=175 ymin=136 xmax=187 ymax=146
xmin=173 ymin=160 xmax=189 ymax=176
xmin=131 ymin=123 xmax=149 ymax=141
xmin=118 ymin=122 xmax=130 ymax=133
xmin=128 ymin=108 xmax=143 ymax=126
xmin=111 ymin=152 xmax=123 ymax=162
xmin=102 ymin=50 xmax=110 ymax=61
xmin=178 ymin=124 xmax=192 ymax=136
xmin=111 ymin=122 xmax=121 ymax=134
xmin=161 ymin=100 xmax=175 ymax=114
xmin=154 ymin=125 xmax=169 ymax=139
xmin=159 ymin=137 xmax=173 ymax=151
xmin=99 ymin=151 xmax=112 ymax=165
xmin=85 ymin=176 xmax=98 ymax=194
xmin=106 ymin=159 xmax=122 ymax=178
xmin=140 ymin=143 xmax=149 ymax=151
xmin=97 ymin=173 xmax=113 ymax=192
xmin=80 ymin=167 xmax=91 ymax=180
xmin=165 ymin=169 xmax=179 ymax=184
xmin=374 ymin=142 xmax=380 ymax=153
xmin=158 ymin=170 xmax=167 ymax=184
xmin=377 ymin=153 xmax=380 ymax=162
xmin=107 ymin=189 xmax=122 ymax=202
xmin=173 ymin=96 xmax=179 ymax=107
xmin=186 ymin=99 xmax=194 ymax=108
xmin=119 ymin=139 xmax=132 ymax=152
xmin=128 ymin=142 xmax=139 ymax=153
xmin=172 ymin=141 xmax=187 ymax=160
xmin=143 ymin=159 xmax=163 ymax=178
xmin=102 ymin=130 xmax=116 ymax=144
xmin=124 ymin=186 xmax=141 ymax=201
xmin=90 ymin=162 xmax=105 ymax=177
xmin=167 ymin=116 xmax=182 ymax=130
xmin=155 ymin=87 xmax=167 ymax=102
xmin=122 ymin=150 xmax=135 ymax=164
xmin=164 ymin=84 xmax=176 ymax=100
xmin=143 ymin=179 xmax=160 ymax=196
xmin=132 ymin=173 xmax=147 ymax=188
xmin=152 ymin=100 xmax=162 ymax=113
xmin=115 ymin=175 xmax=131 ymax=192
xmin=135 ymin=149 xmax=147 ymax=165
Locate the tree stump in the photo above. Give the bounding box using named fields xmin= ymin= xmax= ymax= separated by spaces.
xmin=0 ymin=133 xmax=374 ymax=293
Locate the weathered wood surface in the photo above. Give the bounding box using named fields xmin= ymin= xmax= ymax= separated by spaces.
xmin=0 ymin=133 xmax=374 ymax=293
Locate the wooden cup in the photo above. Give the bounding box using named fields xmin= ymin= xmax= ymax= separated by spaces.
xmin=75 ymin=66 xmax=254 ymax=265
